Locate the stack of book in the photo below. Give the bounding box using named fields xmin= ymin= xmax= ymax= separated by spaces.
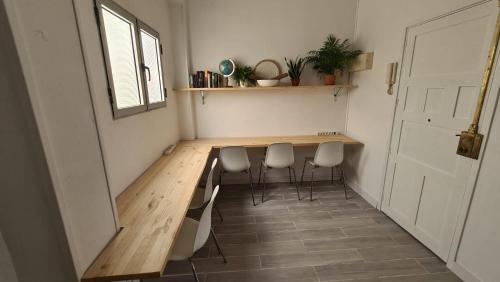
xmin=190 ymin=71 xmax=229 ymax=88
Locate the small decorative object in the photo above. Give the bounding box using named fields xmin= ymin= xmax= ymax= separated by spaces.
xmin=219 ymin=59 xmax=236 ymax=77
xmin=233 ymin=64 xmax=253 ymax=87
xmin=257 ymin=79 xmax=279 ymax=87
xmin=284 ymin=56 xmax=305 ymax=86
xmin=252 ymin=59 xmax=288 ymax=86
xmin=306 ymin=35 xmax=361 ymax=85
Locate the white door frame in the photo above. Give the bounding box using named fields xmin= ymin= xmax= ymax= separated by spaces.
xmin=379 ymin=0 xmax=500 ymax=279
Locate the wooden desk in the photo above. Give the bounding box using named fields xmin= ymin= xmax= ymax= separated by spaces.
xmin=81 ymin=135 xmax=361 ymax=281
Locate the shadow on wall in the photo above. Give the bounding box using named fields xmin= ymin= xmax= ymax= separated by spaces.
xmin=343 ymin=145 xmax=365 ymax=192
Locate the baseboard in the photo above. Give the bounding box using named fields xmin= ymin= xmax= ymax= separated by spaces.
xmin=448 ymin=261 xmax=482 ymax=282
xmin=345 ymin=179 xmax=379 ymax=208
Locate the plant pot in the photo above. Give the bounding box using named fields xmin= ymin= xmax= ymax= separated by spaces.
xmin=323 ymin=74 xmax=336 ymax=85
xmin=291 ymin=78 xmax=300 ymax=86
xmin=238 ymin=80 xmax=248 ymax=88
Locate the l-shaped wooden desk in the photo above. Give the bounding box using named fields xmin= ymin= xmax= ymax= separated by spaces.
xmin=81 ymin=135 xmax=362 ymax=281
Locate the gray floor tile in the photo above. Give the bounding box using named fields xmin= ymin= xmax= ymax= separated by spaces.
xmin=380 ymin=272 xmax=462 ymax=282
xmin=260 ymin=249 xmax=362 ymax=268
xmin=315 ymin=259 xmax=427 ymax=281
xmin=295 ymin=217 xmax=378 ymax=230
xmin=193 ymin=256 xmax=261 ymax=273
xmin=214 ymin=222 xmax=295 ymax=234
xmin=417 ymin=257 xmax=450 ymax=273
xmin=304 ymin=235 xmax=395 ymax=251
xmin=258 ymin=228 xmax=345 ymax=243
xmin=205 ymin=266 xmax=318 ymax=282
xmin=209 ymin=240 xmax=306 ymax=257
xmin=358 ymin=244 xmax=434 ymax=261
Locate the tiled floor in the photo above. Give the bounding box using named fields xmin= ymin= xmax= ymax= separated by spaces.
xmin=147 ymin=182 xmax=462 ymax=282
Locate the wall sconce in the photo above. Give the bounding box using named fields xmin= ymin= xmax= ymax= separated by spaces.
xmin=386 ymin=62 xmax=398 ymax=95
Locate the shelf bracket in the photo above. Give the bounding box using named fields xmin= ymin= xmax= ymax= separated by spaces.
xmin=200 ymin=90 xmax=205 ymax=105
xmin=332 ymin=87 xmax=343 ymax=101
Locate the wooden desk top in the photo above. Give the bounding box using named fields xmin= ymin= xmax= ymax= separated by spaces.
xmin=81 ymin=135 xmax=361 ymax=281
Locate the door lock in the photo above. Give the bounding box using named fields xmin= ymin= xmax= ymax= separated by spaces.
xmin=456 ymin=131 xmax=483 ymax=159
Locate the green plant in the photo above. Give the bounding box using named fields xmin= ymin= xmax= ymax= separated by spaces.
xmin=284 ymin=56 xmax=306 ymax=80
xmin=233 ymin=64 xmax=253 ymax=83
xmin=306 ymin=35 xmax=361 ymax=75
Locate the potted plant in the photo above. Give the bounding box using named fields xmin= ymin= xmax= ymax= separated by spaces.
xmin=233 ymin=64 xmax=253 ymax=87
xmin=306 ymin=35 xmax=361 ymax=85
xmin=284 ymin=56 xmax=305 ymax=86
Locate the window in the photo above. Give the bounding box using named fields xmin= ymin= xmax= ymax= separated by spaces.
xmin=96 ymin=0 xmax=166 ymax=118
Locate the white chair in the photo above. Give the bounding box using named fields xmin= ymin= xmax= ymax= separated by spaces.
xmin=170 ymin=185 xmax=226 ymax=282
xmin=300 ymin=141 xmax=348 ymax=201
xmin=219 ymin=146 xmax=256 ymax=206
xmin=258 ymin=143 xmax=300 ymax=202
xmin=189 ymin=158 xmax=223 ymax=221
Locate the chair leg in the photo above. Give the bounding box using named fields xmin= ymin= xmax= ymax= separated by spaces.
xmin=248 ymin=168 xmax=256 ymax=206
xmin=188 ymin=258 xmax=200 ymax=282
xmin=211 ymin=228 xmax=227 ymax=263
xmin=288 ymin=167 xmax=292 ymax=183
xmin=262 ymin=168 xmax=267 ymax=203
xmin=331 ymin=167 xmax=334 ymax=184
xmin=340 ymin=166 xmax=348 ymax=200
xmin=214 ymin=204 xmax=223 ymax=222
xmin=300 ymin=159 xmax=307 ymax=186
xmin=257 ymin=161 xmax=263 ymax=186
xmin=310 ymin=168 xmax=315 ymax=201
xmin=291 ymin=167 xmax=301 ymax=200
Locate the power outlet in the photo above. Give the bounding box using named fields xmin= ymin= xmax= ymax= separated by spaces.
xmin=317 ymin=131 xmax=338 ymax=136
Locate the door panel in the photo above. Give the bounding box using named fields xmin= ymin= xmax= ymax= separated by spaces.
xmin=382 ymin=2 xmax=496 ymax=260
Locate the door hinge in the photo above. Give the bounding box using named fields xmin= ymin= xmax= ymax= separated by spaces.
xmin=94 ymin=6 xmax=101 ymax=26
xmin=164 ymin=87 xmax=167 ymax=100
xmin=107 ymin=87 xmax=113 ymax=105
xmin=160 ymin=44 xmax=164 ymax=55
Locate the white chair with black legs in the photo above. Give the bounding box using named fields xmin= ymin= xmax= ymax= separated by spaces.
xmin=219 ymin=146 xmax=256 ymax=206
xmin=300 ymin=141 xmax=348 ymax=201
xmin=258 ymin=143 xmax=301 ymax=202
xmin=170 ymin=185 xmax=225 ymax=282
xmin=189 ymin=158 xmax=223 ymax=221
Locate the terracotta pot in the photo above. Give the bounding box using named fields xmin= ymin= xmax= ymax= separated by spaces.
xmin=291 ymin=78 xmax=300 ymax=86
xmin=323 ymin=74 xmax=336 ymax=85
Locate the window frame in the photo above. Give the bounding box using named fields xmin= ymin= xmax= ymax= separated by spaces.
xmin=95 ymin=0 xmax=167 ymax=119
xmin=137 ymin=20 xmax=167 ymax=110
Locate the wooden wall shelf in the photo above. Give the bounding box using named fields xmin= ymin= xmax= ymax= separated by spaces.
xmin=173 ymin=85 xmax=357 ymax=104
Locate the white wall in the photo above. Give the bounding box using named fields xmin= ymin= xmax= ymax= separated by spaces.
xmin=345 ymin=0 xmax=481 ymax=206
xmin=176 ymin=0 xmax=358 ymax=138
xmin=74 ymin=0 xmax=180 ymax=199
xmin=2 ymin=0 xmax=117 ymax=279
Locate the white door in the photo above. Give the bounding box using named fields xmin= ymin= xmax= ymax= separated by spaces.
xmin=382 ymin=1 xmax=497 ymax=260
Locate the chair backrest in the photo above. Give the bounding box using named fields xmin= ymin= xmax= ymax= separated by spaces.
xmin=219 ymin=146 xmax=250 ymax=172
xmin=265 ymin=142 xmax=294 ymax=168
xmin=203 ymin=158 xmax=218 ymax=204
xmin=313 ymin=141 xmax=344 ymax=167
xmin=194 ymin=185 xmax=219 ymax=252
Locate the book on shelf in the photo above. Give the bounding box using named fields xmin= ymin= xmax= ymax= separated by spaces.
xmin=189 ymin=70 xmax=228 ymax=88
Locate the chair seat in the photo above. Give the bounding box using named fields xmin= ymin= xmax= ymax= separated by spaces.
xmin=170 ymin=217 xmax=199 ymax=261
xmin=189 ymin=188 xmax=205 ymax=210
